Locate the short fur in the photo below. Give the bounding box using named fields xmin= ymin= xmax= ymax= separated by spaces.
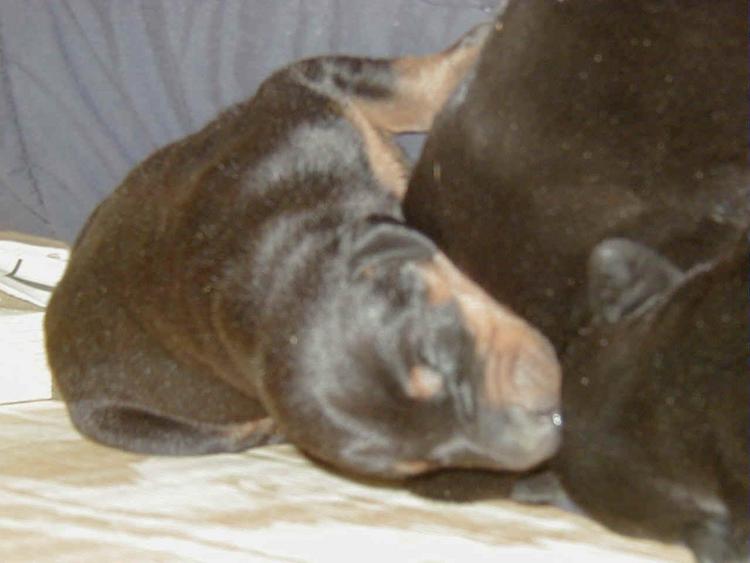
xmin=515 ymin=233 xmax=749 ymax=563
xmin=404 ymin=0 xmax=748 ymax=349
xmin=408 ymin=233 xmax=749 ymax=561
xmin=45 ymin=24 xmax=562 ymax=480
xmin=403 ymin=1 xmax=748 ymax=559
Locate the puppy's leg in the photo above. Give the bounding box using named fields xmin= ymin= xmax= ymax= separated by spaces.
xmin=290 ymin=23 xmax=492 ymax=198
xmin=48 ymin=25 xmax=491 ymax=458
xmin=47 ymin=295 xmax=285 ymax=456
xmin=66 ymin=400 xmax=283 ymax=455
xmin=354 ymin=22 xmax=493 ymax=133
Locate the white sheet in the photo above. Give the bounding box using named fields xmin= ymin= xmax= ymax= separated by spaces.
xmin=0 ymin=401 xmax=691 ymax=562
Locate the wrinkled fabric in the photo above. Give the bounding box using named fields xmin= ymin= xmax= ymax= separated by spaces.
xmin=0 ymin=0 xmax=492 ymax=242
xmin=0 ymin=400 xmax=691 ymax=562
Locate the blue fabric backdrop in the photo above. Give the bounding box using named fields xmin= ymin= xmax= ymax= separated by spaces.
xmin=0 ymin=0 xmax=495 ymax=242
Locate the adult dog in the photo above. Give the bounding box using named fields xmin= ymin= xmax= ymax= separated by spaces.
xmin=405 ymin=0 xmax=746 ymax=350
xmin=404 ymin=1 xmax=747 ymax=560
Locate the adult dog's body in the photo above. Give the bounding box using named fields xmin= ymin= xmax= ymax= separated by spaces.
xmin=45 ymin=25 xmax=562 ymax=480
xmin=538 ymin=232 xmax=749 ymax=563
xmin=405 ymin=0 xmax=747 ymax=349
xmin=404 ymin=1 xmax=748 ymax=560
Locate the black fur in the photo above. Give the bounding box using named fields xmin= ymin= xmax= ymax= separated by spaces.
xmin=522 ymin=233 xmax=749 ymax=563
xmin=404 ymin=1 xmax=748 ymax=559
xmin=405 ymin=0 xmax=748 ymax=348
xmin=45 ymin=26 xmax=563 ymax=480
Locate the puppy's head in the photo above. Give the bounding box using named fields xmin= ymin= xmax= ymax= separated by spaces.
xmin=261 ymin=218 xmax=562 ymax=479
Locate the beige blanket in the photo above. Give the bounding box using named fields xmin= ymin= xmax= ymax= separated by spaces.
xmin=0 ymin=401 xmax=690 ymax=562
xmin=0 ymin=231 xmax=690 ymax=561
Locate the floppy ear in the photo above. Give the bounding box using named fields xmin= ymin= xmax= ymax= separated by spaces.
xmin=349 ymin=216 xmax=437 ymax=278
xmin=587 ymin=238 xmax=684 ymax=323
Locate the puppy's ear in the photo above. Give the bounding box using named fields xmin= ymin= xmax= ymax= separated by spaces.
xmin=349 ymin=217 xmax=437 ymax=278
xmin=587 ymin=238 xmax=684 ymax=323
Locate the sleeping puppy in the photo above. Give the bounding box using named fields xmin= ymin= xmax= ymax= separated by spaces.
xmin=404 ymin=0 xmax=747 ymax=351
xmin=511 ymin=231 xmax=749 ymax=563
xmin=44 ymin=24 xmax=563 ymax=480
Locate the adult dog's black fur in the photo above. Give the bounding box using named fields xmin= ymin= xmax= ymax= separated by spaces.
xmin=405 ymin=0 xmax=747 ymax=349
xmin=411 ymin=232 xmax=749 ymax=562
xmin=523 ymin=231 xmax=748 ymax=563
xmin=45 ymin=24 xmax=563 ymax=480
xmin=403 ymin=0 xmax=748 ymax=560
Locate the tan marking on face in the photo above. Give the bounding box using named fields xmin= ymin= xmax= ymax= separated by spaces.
xmin=407 ymin=365 xmax=445 ymax=400
xmin=417 ymin=253 xmax=562 ymax=413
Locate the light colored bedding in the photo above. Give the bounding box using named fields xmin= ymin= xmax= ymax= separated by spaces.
xmin=0 ymin=310 xmax=50 ymax=403
xmin=0 ymin=231 xmax=68 ymax=311
xmin=0 ymin=231 xmax=690 ymax=562
xmin=0 ymin=232 xmax=67 ymax=403
xmin=0 ymin=401 xmax=690 ymax=562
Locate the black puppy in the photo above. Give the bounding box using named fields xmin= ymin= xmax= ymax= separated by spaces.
xmin=45 ymin=25 xmax=563 ymax=480
xmin=404 ymin=0 xmax=747 ymax=350
xmin=512 ymin=231 xmax=749 ymax=563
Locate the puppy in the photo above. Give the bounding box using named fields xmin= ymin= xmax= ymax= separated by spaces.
xmin=512 ymin=231 xmax=749 ymax=563
xmin=45 ymin=24 xmax=562 ymax=480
